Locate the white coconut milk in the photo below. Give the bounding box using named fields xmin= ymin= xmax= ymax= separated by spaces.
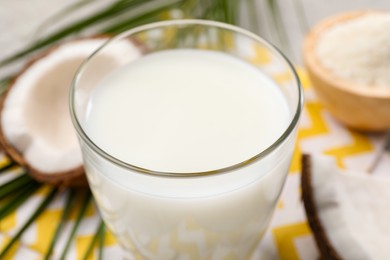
xmin=82 ymin=49 xmax=295 ymax=258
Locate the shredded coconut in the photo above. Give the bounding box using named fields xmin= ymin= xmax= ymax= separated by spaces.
xmin=316 ymin=13 xmax=390 ymax=89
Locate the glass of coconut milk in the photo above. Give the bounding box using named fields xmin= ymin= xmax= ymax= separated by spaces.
xmin=70 ymin=20 xmax=302 ymax=259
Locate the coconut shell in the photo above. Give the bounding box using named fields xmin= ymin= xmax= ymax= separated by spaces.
xmin=0 ymin=82 xmax=87 ymax=187
xmin=0 ymin=36 xmax=146 ymax=187
xmin=301 ymin=154 xmax=342 ymax=260
xmin=0 ymin=38 xmax=110 ymax=187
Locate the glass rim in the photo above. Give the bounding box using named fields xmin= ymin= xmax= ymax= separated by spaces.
xmin=70 ymin=19 xmax=303 ymax=178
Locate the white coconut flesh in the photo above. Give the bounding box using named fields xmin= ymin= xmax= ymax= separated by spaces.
xmin=1 ymin=38 xmax=140 ymax=174
xmin=302 ymin=154 xmax=390 ymax=259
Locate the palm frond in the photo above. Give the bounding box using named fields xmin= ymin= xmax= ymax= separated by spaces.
xmin=59 ymin=190 xmax=92 ymax=260
xmin=30 ymin=0 xmax=96 ymax=43
xmin=293 ymin=0 xmax=309 ymax=32
xmin=266 ymin=0 xmax=290 ymax=54
xmin=0 ymin=181 xmax=41 ymax=219
xmin=0 ymin=173 xmax=33 ymax=199
xmin=101 ymin=0 xmax=182 ymax=34
xmin=98 ymin=222 xmax=105 ymax=260
xmin=44 ymin=189 xmax=76 ymax=260
xmin=0 ymin=188 xmax=58 ymax=258
xmin=0 ymin=0 xmax=247 ymax=69
xmin=0 ymin=0 xmax=150 ymax=67
xmin=0 ymin=77 xmax=11 ymax=95
xmin=82 ymin=220 xmax=105 ymax=260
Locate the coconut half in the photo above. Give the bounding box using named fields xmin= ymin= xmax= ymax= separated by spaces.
xmin=301 ymin=154 xmax=390 ymax=259
xmin=0 ymin=37 xmax=141 ymax=186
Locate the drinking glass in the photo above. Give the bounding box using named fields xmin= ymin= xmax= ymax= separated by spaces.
xmin=70 ymin=20 xmax=302 ymax=259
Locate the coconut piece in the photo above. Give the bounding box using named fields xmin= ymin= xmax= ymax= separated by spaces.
xmin=0 ymin=37 xmax=141 ymax=186
xmin=302 ymin=154 xmax=390 ymax=259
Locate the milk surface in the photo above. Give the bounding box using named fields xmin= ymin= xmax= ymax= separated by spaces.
xmin=81 ymin=49 xmax=295 ymax=258
xmin=85 ymin=49 xmax=289 ymax=173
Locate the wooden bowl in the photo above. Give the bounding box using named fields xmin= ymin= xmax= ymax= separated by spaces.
xmin=303 ymin=11 xmax=390 ymax=132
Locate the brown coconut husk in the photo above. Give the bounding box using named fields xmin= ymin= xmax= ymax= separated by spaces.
xmin=301 ymin=154 xmax=342 ymax=260
xmin=0 ymin=37 xmax=114 ymax=187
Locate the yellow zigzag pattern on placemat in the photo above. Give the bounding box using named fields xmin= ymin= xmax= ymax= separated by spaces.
xmin=0 ymin=236 xmax=20 ymax=259
xmin=76 ymin=230 xmax=117 ymax=259
xmin=0 ymin=211 xmax=17 ymax=233
xmin=324 ymin=130 xmax=373 ymax=168
xmin=11 ymin=190 xmax=96 ymax=256
xmin=289 ymin=69 xmax=328 ymax=173
xmin=290 ymin=102 xmax=328 ymax=173
xmin=0 ymin=185 xmax=52 ymax=234
xmin=272 ymin=222 xmax=311 ymax=260
xmin=28 ymin=209 xmax=62 ymax=254
xmin=290 ymin=69 xmax=373 ymax=172
xmin=0 ymin=156 xmax=11 ymax=168
xmin=297 ymin=69 xmax=311 ymax=90
xmin=249 ymin=44 xmax=271 ymax=65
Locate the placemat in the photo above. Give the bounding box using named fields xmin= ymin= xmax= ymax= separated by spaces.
xmin=1 ymin=68 xmax=389 ymax=260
